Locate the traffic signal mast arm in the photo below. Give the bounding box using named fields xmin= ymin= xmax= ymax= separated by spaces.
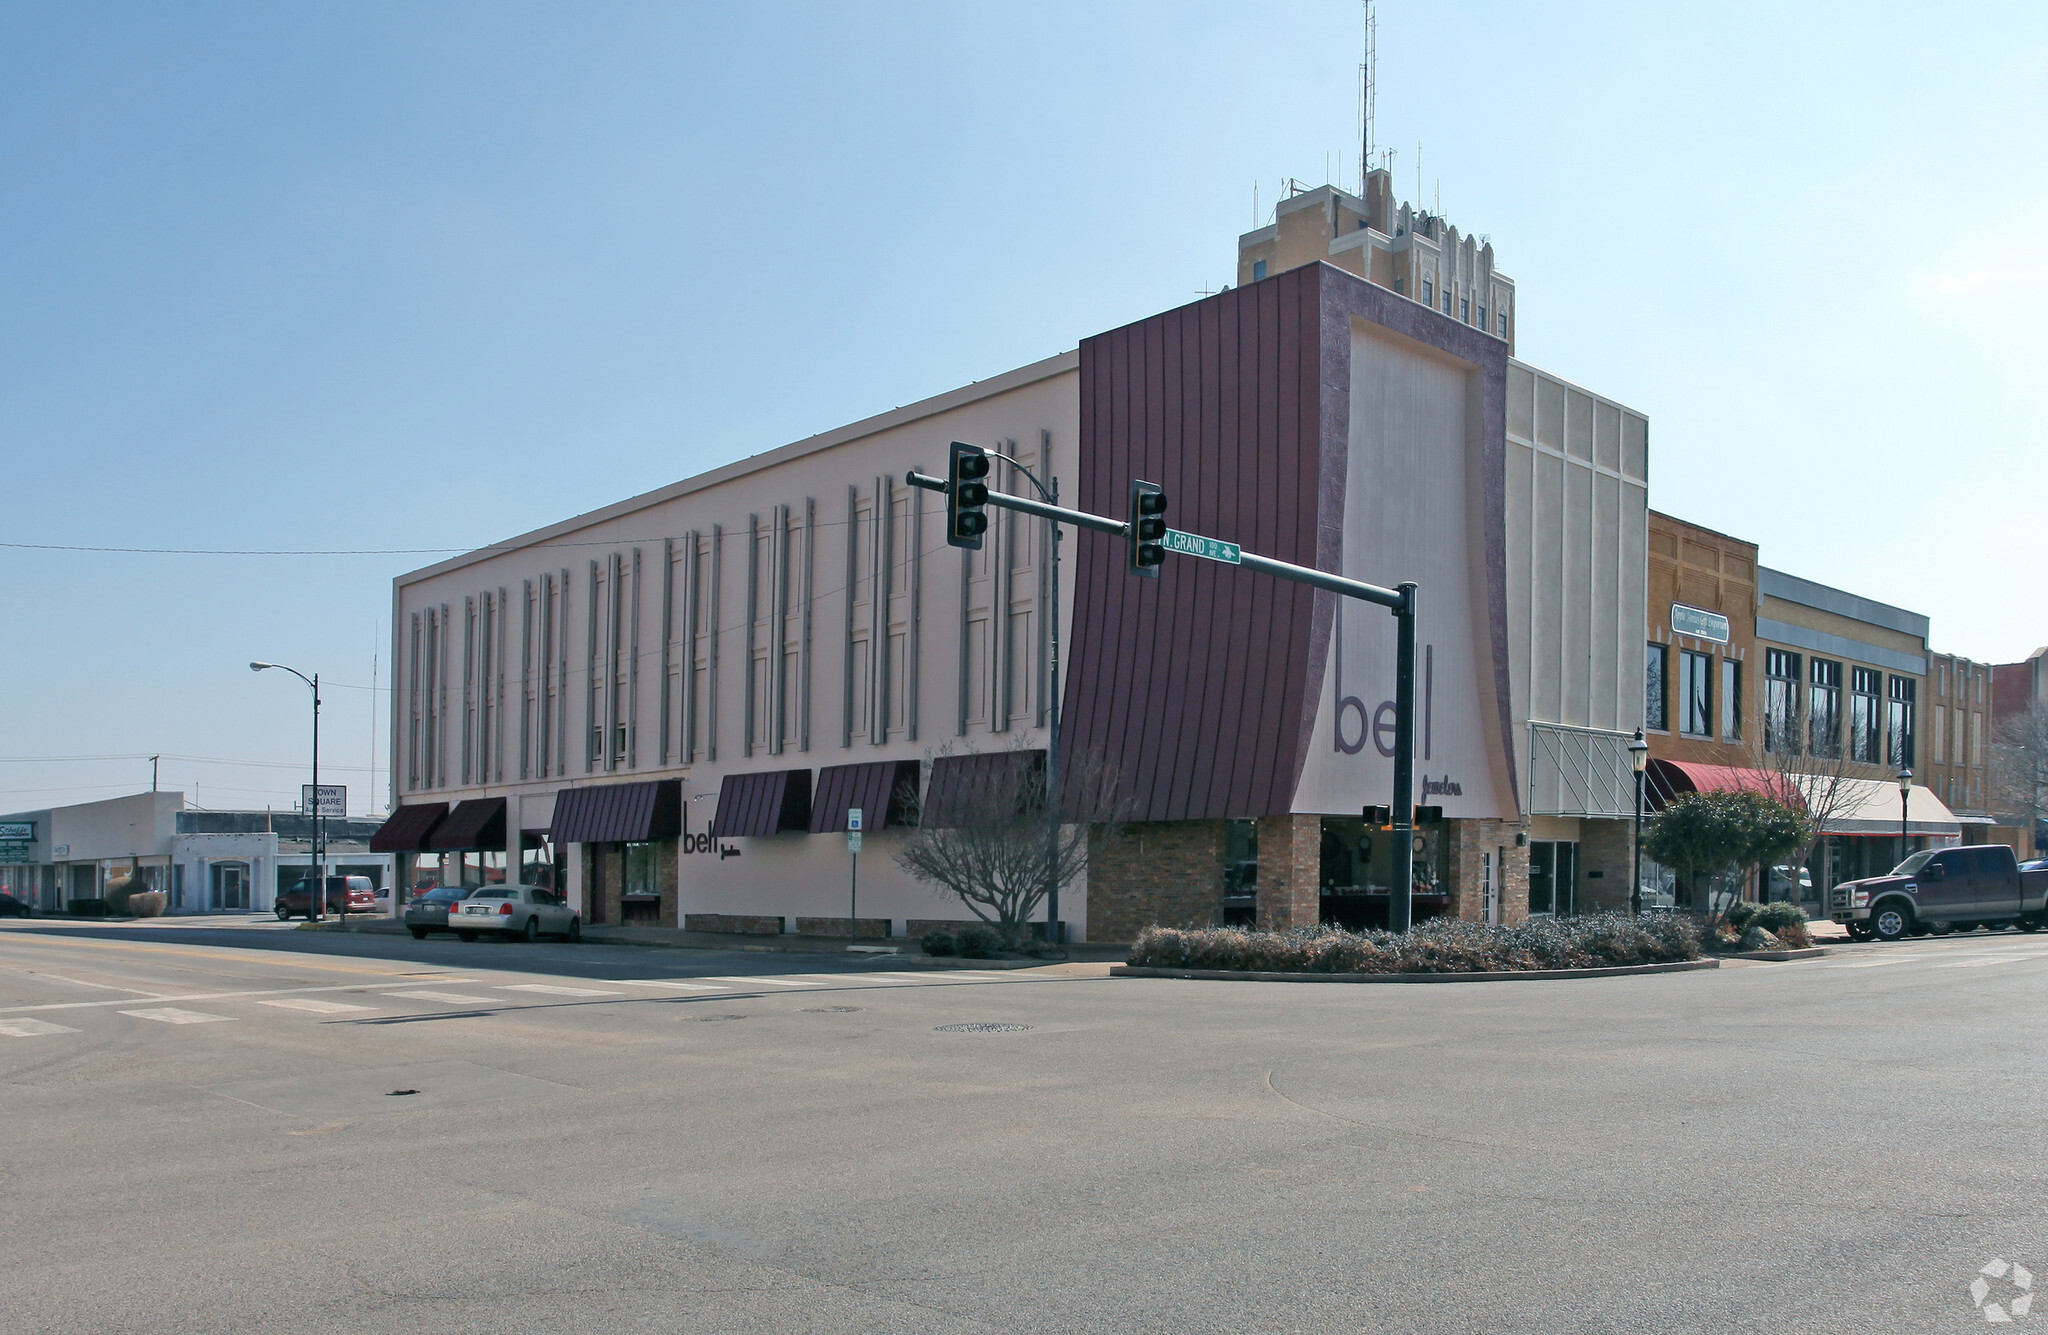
xmin=910 ymin=455 xmax=1419 ymax=933
xmin=906 ymin=466 xmax=1409 ymax=611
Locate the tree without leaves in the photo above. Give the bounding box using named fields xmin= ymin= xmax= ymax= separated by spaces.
xmin=893 ymin=741 xmax=1133 ymax=950
xmin=1993 ymin=702 xmax=2048 ymax=844
xmin=1727 ymin=713 xmax=1871 ymax=900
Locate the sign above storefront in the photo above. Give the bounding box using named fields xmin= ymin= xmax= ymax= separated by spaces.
xmin=1671 ymin=603 xmax=1730 ymax=644
xmin=301 ymin=785 xmax=347 ymax=818
xmin=0 ymin=821 xmax=35 ymax=841
xmin=0 ymin=841 xmax=31 ymax=862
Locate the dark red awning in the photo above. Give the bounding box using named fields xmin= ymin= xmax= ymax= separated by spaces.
xmin=549 ymin=780 xmax=681 ymax=845
xmin=809 ymin=760 xmax=921 ymax=833
xmin=1644 ymin=759 xmax=1800 ymax=811
xmin=710 ymin=770 xmax=812 ymax=837
xmin=369 ymin=802 xmax=448 ymax=852
xmin=428 ymin=797 xmax=508 ymax=851
xmin=920 ymin=751 xmax=1044 ymax=828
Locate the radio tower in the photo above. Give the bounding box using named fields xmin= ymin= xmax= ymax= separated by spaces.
xmin=1358 ymin=0 xmax=1377 ymax=196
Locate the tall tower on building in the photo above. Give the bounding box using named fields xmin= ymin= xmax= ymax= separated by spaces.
xmin=1236 ymin=173 xmax=1517 ymax=354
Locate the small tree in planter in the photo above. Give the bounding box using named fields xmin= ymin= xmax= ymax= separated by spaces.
xmin=894 ymin=741 xmax=1130 ymax=951
xmin=1642 ymin=790 xmax=1810 ymax=929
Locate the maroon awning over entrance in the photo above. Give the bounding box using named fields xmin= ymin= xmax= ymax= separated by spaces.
xmin=429 ymin=797 xmax=508 ymax=851
xmin=369 ymin=802 xmax=448 ymax=852
xmin=549 ymin=780 xmax=682 ymax=845
xmin=710 ymin=770 xmax=812 ymax=838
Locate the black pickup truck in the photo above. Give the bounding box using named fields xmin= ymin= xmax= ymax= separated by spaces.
xmin=1830 ymin=844 xmax=2048 ymax=941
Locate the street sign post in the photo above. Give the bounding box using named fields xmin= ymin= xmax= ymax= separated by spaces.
xmin=846 ymin=808 xmax=862 ymax=947
xmin=301 ymin=785 xmax=347 ymax=818
xmin=1162 ymin=529 xmax=1241 ymax=564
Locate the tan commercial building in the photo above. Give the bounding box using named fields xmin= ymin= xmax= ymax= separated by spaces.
xmin=384 ymin=250 xmax=1650 ymax=941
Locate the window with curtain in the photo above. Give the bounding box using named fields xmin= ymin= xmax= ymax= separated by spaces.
xmin=1681 ymin=650 xmax=1712 ymax=736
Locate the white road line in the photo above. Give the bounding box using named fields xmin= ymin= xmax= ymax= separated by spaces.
xmin=702 ymin=977 xmax=824 ymax=988
xmin=0 ymin=1018 xmax=79 ymax=1037
xmin=1823 ymin=958 xmax=1913 ymax=969
xmin=1934 ymin=956 xmax=2044 ymax=969
xmin=119 ymin=1008 xmax=233 ymax=1025
xmin=257 ymin=998 xmax=377 ymax=1014
xmin=614 ymin=980 xmax=725 ymax=991
xmin=0 ymin=980 xmax=477 ymax=1017
xmin=22 ymin=972 xmax=170 ymax=997
xmin=495 ymin=984 xmax=624 ymax=997
xmin=384 ymin=990 xmax=499 ymax=1004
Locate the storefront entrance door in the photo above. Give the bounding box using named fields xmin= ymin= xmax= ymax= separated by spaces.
xmin=211 ymin=863 xmax=248 ymax=912
xmin=1529 ymin=842 xmax=1579 ymax=916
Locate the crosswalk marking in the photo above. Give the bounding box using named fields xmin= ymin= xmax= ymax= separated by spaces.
xmin=384 ymin=990 xmax=498 ymax=1004
xmin=614 ymin=979 xmax=725 ymax=991
xmin=496 ymin=984 xmax=623 ymax=997
xmin=257 ymin=998 xmax=376 ymax=1014
xmin=702 ymin=977 xmax=823 ymax=988
xmin=0 ymin=1018 xmax=79 ymax=1037
xmin=120 ymin=1008 xmax=233 ymax=1025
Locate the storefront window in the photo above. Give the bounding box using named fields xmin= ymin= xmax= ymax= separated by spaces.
xmin=1680 ymin=650 xmax=1712 ymax=737
xmin=1808 ymin=659 xmax=1842 ymax=757
xmin=520 ymin=833 xmax=559 ymax=889
xmin=623 ymin=841 xmax=659 ymax=897
xmin=1765 ymin=649 xmax=1801 ymax=754
xmin=1850 ymin=667 xmax=1882 ymax=763
xmin=1888 ymin=677 xmax=1916 ymax=768
xmin=1645 ymin=643 xmax=1668 ymax=731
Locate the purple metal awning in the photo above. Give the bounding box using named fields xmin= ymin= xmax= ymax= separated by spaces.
xmin=369 ymin=802 xmax=448 ymax=853
xmin=709 ymin=770 xmax=812 ymax=838
xmin=550 ymin=780 xmax=682 ymax=845
xmin=809 ymin=760 xmax=921 ymax=833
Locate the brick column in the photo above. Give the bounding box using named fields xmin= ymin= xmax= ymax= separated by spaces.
xmin=1577 ymin=818 xmax=1633 ymax=914
xmin=1257 ymin=813 xmax=1322 ymax=932
xmin=1085 ymin=820 xmax=1228 ymax=943
xmin=1444 ymin=819 xmax=1529 ymax=922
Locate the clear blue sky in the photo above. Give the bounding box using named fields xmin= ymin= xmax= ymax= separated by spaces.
xmin=3 ymin=0 xmax=2043 ymax=814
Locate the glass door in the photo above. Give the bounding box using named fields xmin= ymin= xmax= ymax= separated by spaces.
xmin=1528 ymin=842 xmax=1580 ymax=917
xmin=210 ymin=863 xmax=248 ymax=912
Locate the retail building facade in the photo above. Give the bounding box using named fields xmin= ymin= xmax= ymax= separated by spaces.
xmin=386 ymin=260 xmax=1649 ymax=940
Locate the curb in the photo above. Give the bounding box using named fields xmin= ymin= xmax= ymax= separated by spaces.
xmin=1730 ymin=946 xmax=1830 ymax=961
xmin=1109 ymin=958 xmax=1720 ymax=984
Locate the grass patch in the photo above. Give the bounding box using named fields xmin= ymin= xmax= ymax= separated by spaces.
xmin=1128 ymin=913 xmax=1703 ymax=975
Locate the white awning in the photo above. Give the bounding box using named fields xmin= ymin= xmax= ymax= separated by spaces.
xmin=1822 ymin=777 xmax=1961 ymax=838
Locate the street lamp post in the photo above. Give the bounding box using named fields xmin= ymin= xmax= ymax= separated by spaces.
xmin=1898 ymin=766 xmax=1913 ymax=864
xmin=979 ymin=448 xmax=1066 ymax=947
xmin=1628 ymin=729 xmax=1650 ymax=917
xmin=252 ymin=661 xmax=323 ymax=923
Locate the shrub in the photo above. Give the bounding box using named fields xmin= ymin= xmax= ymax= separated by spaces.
xmin=1128 ymin=912 xmax=1702 ymax=975
xmin=1724 ymin=901 xmax=1761 ymax=932
xmin=1776 ymin=920 xmax=1814 ymax=949
xmin=954 ymin=925 xmax=1001 ymax=959
xmin=1753 ymin=901 xmax=1808 ymax=932
xmin=920 ymin=929 xmax=957 ymax=957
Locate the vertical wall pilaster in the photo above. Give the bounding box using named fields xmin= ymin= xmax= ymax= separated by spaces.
xmin=1257 ymin=813 xmax=1322 ymax=932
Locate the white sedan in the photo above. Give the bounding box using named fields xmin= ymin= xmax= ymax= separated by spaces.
xmin=449 ymin=885 xmax=581 ymax=943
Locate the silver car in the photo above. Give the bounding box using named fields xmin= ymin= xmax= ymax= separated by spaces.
xmin=449 ymin=884 xmax=581 ymax=943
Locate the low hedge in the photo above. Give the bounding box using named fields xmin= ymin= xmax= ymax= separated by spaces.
xmin=1128 ymin=912 xmax=1702 ymax=975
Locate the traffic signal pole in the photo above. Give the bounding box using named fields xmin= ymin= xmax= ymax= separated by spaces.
xmin=909 ymin=459 xmax=1421 ymax=933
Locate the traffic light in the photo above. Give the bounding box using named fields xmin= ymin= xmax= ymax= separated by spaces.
xmin=1362 ymin=805 xmax=1392 ymax=826
xmin=947 ymin=442 xmax=990 ymax=549
xmin=1413 ymin=805 xmax=1444 ymax=825
xmin=1128 ymin=480 xmax=1167 ymax=577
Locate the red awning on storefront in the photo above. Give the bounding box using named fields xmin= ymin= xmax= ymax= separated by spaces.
xmin=369 ymin=802 xmax=448 ymax=852
xmin=1643 ymin=759 xmax=1793 ymax=811
xmin=550 ymin=781 xmax=681 ymax=845
xmin=429 ymin=797 xmax=508 ymax=851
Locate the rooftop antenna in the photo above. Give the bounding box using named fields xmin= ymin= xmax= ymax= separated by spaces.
xmin=1358 ymin=0 xmax=1377 ymax=197
xmin=1416 ymin=142 xmax=1423 ymax=214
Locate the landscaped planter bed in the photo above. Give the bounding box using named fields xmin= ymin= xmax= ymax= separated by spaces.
xmin=1124 ymin=913 xmax=1704 ymax=979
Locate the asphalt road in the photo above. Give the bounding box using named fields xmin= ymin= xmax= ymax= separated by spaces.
xmin=2 ymin=920 xmax=2044 ymax=1334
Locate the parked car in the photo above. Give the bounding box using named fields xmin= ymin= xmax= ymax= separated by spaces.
xmin=0 ymin=892 xmax=32 ymax=918
xmin=275 ymin=875 xmax=378 ymax=921
xmin=402 ymin=884 xmax=472 ymax=939
xmin=1831 ymin=844 xmax=2048 ymax=941
xmin=449 ymin=884 xmax=580 ymax=943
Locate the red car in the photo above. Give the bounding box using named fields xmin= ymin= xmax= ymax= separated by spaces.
xmin=275 ymin=875 xmax=377 ymax=920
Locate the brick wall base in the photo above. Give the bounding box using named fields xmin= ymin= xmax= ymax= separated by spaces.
xmin=684 ymin=913 xmax=782 ymax=935
xmin=1257 ymin=814 xmax=1321 ymax=932
xmin=1577 ymin=818 xmax=1633 ymax=914
xmin=795 ymin=916 xmax=893 ymax=939
xmin=1087 ymin=820 xmax=1228 ymax=943
xmin=1444 ymin=819 xmax=1531 ymax=923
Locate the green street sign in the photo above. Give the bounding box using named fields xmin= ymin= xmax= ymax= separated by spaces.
xmin=0 ymin=821 xmax=35 ymax=841
xmin=1162 ymin=530 xmax=1241 ymax=565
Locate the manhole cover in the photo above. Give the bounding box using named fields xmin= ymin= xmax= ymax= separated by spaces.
xmin=801 ymin=1006 xmax=864 ymax=1013
xmin=695 ymin=1014 xmax=748 ymax=1022
xmin=934 ymin=1022 xmax=1033 ymax=1033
